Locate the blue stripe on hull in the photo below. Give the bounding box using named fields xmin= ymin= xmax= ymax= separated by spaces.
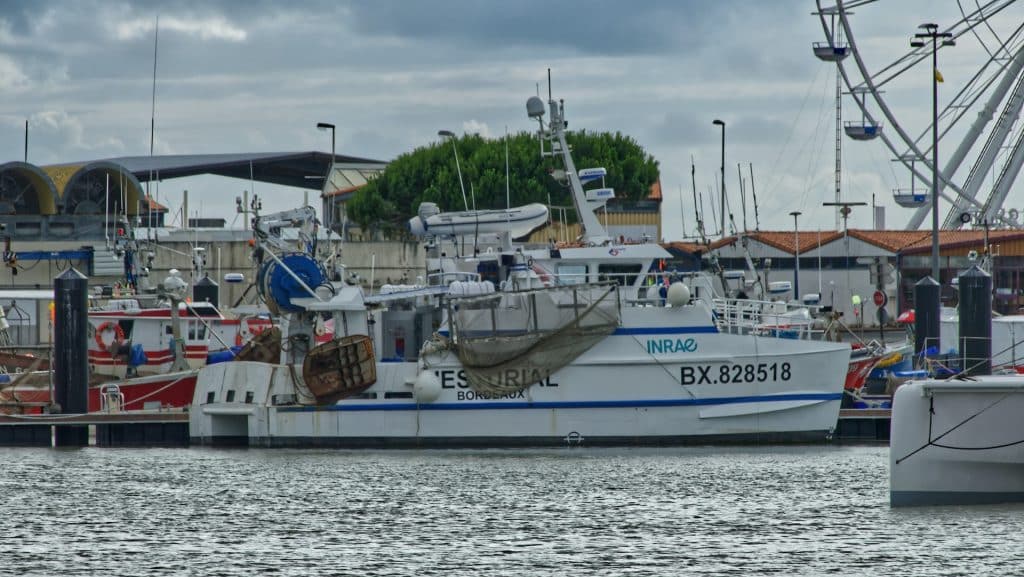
xmin=613 ymin=326 xmax=719 ymax=335
xmin=439 ymin=326 xmax=720 ymax=338
xmin=225 ymin=430 xmax=836 ymax=448
xmin=279 ymin=392 xmax=842 ymax=413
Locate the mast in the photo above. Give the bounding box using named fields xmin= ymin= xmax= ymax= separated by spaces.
xmin=528 ymin=91 xmax=610 ymax=245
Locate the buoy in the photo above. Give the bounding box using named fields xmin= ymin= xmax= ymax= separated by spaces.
xmin=667 ymin=282 xmax=691 ymax=307
xmin=413 ymin=371 xmax=442 ymax=403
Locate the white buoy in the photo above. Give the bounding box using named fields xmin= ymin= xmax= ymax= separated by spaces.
xmin=413 ymin=371 xmax=442 ymax=403
xmin=667 ymin=282 xmax=690 ymax=307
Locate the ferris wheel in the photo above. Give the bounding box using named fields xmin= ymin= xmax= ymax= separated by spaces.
xmin=814 ymin=0 xmax=1024 ymax=230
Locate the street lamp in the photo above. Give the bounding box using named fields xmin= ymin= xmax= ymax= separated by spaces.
xmin=823 ymin=201 xmax=867 ymax=316
xmin=712 ymin=119 xmax=726 ymax=237
xmin=317 ymin=122 xmax=335 ymax=230
xmin=790 ymin=211 xmax=802 ymax=301
xmin=438 ymin=130 xmax=470 ymax=211
xmin=911 ymin=23 xmax=954 ymax=282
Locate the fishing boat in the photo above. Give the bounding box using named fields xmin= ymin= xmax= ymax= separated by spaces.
xmin=190 ymin=88 xmax=852 ymax=447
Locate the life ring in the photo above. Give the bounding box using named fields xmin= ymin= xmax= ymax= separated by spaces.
xmin=95 ymin=321 xmax=126 ymax=349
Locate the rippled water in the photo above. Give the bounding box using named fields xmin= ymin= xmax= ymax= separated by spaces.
xmin=1 ymin=445 xmax=1021 ymax=576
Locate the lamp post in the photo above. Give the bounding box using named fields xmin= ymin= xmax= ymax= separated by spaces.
xmin=823 ymin=201 xmax=867 ymax=318
xmin=317 ymin=122 xmax=335 ymax=230
xmin=790 ymin=211 xmax=802 ymax=301
xmin=911 ymin=23 xmax=954 ymax=282
xmin=438 ymin=130 xmax=469 ymax=211
xmin=712 ymin=119 xmax=726 ymax=237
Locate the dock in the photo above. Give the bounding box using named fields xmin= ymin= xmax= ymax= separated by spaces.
xmin=835 ymin=408 xmax=891 ymax=442
xmin=0 ymin=410 xmax=190 ymax=447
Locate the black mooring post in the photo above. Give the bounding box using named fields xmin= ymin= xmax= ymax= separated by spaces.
xmin=914 ymin=276 xmax=941 ymax=370
xmin=958 ymin=265 xmax=992 ymax=376
xmin=53 ymin=268 xmax=90 ymax=447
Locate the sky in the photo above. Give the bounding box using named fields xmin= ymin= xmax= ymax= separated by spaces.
xmin=1 ymin=0 xmax=1022 ymax=240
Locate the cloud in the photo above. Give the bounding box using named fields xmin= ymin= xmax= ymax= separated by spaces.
xmin=0 ymin=55 xmax=30 ymax=93
xmin=114 ymin=15 xmax=247 ymax=42
xmin=461 ymin=120 xmax=491 ymax=138
xmin=30 ymin=109 xmax=125 ymax=154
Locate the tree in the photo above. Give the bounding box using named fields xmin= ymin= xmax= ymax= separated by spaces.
xmin=347 ymin=130 xmax=660 ymax=232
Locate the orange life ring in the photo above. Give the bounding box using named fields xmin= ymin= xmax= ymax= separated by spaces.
xmin=95 ymin=321 xmax=126 ymax=349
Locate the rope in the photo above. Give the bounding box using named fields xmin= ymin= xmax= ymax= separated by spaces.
xmin=625 ymin=330 xmax=695 ymax=398
xmin=895 ymin=389 xmax=1016 ymax=464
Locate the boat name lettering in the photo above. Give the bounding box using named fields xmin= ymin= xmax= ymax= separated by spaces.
xmin=680 ymin=362 xmax=792 ymax=386
xmin=457 ymin=390 xmax=527 ymax=401
xmin=434 ymin=369 xmax=559 ymax=391
xmin=646 ymin=338 xmax=698 ymax=354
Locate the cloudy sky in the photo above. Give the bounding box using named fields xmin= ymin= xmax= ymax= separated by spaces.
xmin=1 ymin=0 xmax=1021 ymax=239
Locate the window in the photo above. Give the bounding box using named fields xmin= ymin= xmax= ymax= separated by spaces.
xmin=598 ymin=264 xmax=643 ymax=286
xmin=225 ymin=390 xmax=235 ymax=402
xmin=206 ymin=391 xmax=215 ymax=404
xmin=557 ymin=264 xmax=587 ymax=285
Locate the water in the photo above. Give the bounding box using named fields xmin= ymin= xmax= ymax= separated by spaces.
xmin=2 ymin=445 xmax=1021 ymax=576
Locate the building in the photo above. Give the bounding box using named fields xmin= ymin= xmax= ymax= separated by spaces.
xmin=688 ymin=228 xmax=1024 ymax=324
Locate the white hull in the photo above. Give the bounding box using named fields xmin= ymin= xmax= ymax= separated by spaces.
xmin=190 ymin=323 xmax=850 ymax=447
xmin=890 ymin=377 xmax=1024 ymax=506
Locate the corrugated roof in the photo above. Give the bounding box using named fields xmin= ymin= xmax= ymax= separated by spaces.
xmin=900 ymin=229 xmax=1024 ymax=253
xmin=846 ymin=230 xmax=932 ymax=253
xmin=45 ymin=152 xmax=388 ymax=191
xmin=743 ymin=231 xmax=845 ymax=254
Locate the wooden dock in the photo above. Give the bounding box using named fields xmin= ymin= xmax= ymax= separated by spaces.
xmin=0 ymin=410 xmax=190 ymax=447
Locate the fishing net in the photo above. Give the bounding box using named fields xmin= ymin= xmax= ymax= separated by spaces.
xmin=448 ymin=283 xmax=619 ymax=395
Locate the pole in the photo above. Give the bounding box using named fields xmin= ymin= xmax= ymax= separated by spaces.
xmin=930 ymin=33 xmax=940 ymax=281
xmin=790 ymin=211 xmax=801 ymax=300
xmin=53 ymin=268 xmax=89 ymax=447
xmin=328 ymin=126 xmax=335 ymax=232
xmin=713 ymin=120 xmax=726 ymax=238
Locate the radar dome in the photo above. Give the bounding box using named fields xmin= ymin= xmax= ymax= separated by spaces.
xmin=526 ymin=96 xmax=545 ymax=119
xmin=667 ymin=282 xmax=691 ymax=307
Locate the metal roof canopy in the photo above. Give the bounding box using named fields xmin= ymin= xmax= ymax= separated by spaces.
xmin=49 ymin=152 xmax=387 ymax=190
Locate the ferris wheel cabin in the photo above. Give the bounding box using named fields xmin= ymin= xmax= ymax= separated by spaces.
xmin=893 ymin=190 xmax=929 ymax=208
xmin=812 ymin=41 xmax=849 ymax=62
xmin=844 ymin=120 xmax=882 ymax=140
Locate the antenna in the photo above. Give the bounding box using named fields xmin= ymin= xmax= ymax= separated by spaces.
xmin=23 ymin=119 xmax=27 ymax=162
xmin=147 ymin=15 xmax=159 ymax=244
xmin=505 ymin=126 xmax=511 ymax=212
xmin=748 ymin=163 xmax=760 ymax=231
xmin=690 ymin=156 xmax=703 ymax=241
xmin=547 ymin=68 xmax=552 ymax=101
xmin=737 ymin=163 xmax=747 ymax=233
xmin=678 ymin=185 xmax=687 ymax=239
xmin=105 ymin=174 xmax=110 ymax=247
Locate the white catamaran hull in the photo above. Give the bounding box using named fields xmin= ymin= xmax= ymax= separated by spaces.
xmin=890 ymin=377 xmax=1024 ymax=506
xmin=190 ymin=326 xmax=850 ymax=447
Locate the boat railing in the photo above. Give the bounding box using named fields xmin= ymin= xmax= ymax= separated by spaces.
xmin=447 ymin=280 xmax=621 ymax=338
xmin=428 ymin=271 xmax=482 ymax=286
xmin=712 ymin=297 xmax=826 ymax=339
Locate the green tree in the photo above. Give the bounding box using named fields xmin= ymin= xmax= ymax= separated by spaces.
xmin=347 ymin=130 xmax=659 ymax=232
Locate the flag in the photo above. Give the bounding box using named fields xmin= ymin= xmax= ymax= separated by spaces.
xmin=935 ymin=69 xmax=945 ymax=83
